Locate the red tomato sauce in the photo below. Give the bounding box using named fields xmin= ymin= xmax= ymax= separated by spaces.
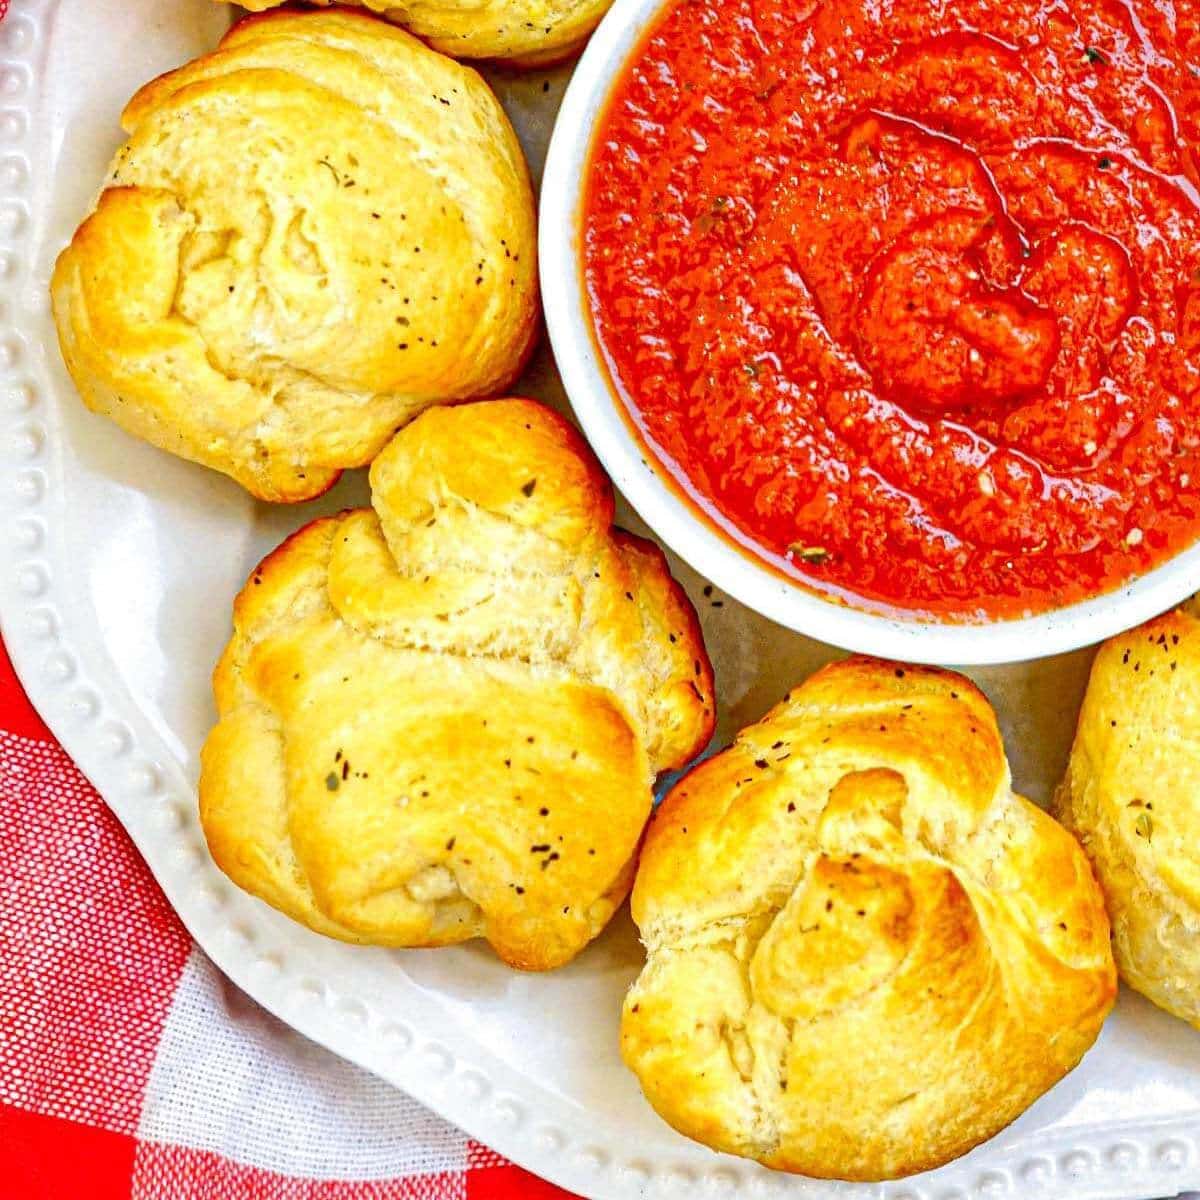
xmin=583 ymin=0 xmax=1200 ymax=618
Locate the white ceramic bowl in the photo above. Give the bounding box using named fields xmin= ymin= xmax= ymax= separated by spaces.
xmin=539 ymin=0 xmax=1200 ymax=667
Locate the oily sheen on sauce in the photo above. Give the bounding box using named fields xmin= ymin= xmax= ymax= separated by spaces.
xmin=584 ymin=0 xmax=1200 ymax=618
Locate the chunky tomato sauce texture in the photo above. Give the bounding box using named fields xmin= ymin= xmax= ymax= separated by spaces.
xmin=584 ymin=0 xmax=1200 ymax=617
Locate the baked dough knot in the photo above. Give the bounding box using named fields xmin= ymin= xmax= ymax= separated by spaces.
xmin=1055 ymin=599 xmax=1200 ymax=1027
xmin=230 ymin=0 xmax=616 ymax=67
xmin=51 ymin=10 xmax=538 ymax=501
xmin=622 ymin=657 xmax=1115 ymax=1180
xmin=199 ymin=399 xmax=715 ymax=970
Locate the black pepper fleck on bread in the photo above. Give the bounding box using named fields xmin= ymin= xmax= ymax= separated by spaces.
xmin=199 ymin=399 xmax=714 ymax=970
xmin=622 ymin=657 xmax=1115 ymax=1180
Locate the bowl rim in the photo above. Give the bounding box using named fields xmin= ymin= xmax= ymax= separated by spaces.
xmin=538 ymin=0 xmax=1200 ymax=666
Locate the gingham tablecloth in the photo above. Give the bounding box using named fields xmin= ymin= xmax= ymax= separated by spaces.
xmin=0 ymin=636 xmax=572 ymax=1200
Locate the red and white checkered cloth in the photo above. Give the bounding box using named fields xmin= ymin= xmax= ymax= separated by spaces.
xmin=0 ymin=634 xmax=574 ymax=1199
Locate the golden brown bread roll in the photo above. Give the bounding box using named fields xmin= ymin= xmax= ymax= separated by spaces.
xmin=622 ymin=657 xmax=1115 ymax=1181
xmin=51 ymin=10 xmax=537 ymax=502
xmin=199 ymin=398 xmax=714 ymax=969
xmin=228 ymin=0 xmax=611 ymax=67
xmin=1055 ymin=602 xmax=1200 ymax=1026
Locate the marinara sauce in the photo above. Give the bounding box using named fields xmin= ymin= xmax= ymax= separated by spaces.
xmin=584 ymin=0 xmax=1200 ymax=617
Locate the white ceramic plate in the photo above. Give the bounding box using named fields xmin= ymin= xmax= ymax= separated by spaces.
xmin=5 ymin=2 xmax=1200 ymax=1198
